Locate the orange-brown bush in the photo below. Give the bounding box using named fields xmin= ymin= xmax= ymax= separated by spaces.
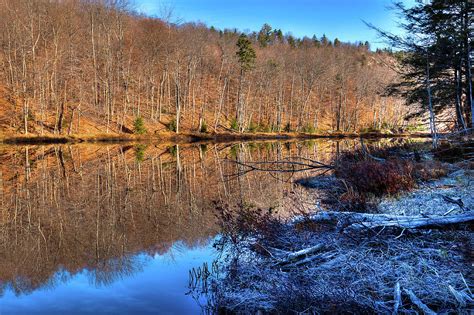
xmin=336 ymin=158 xmax=416 ymax=197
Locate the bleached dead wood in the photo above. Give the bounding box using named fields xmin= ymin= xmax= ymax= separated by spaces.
xmin=275 ymin=244 xmax=329 ymax=267
xmin=295 ymin=211 xmax=474 ymax=231
xmin=404 ymin=289 xmax=437 ymax=315
xmin=393 ymin=282 xmax=401 ymax=315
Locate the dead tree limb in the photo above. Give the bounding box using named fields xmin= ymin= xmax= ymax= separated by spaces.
xmin=404 ymin=289 xmax=437 ymax=315
xmin=225 ymin=158 xmax=334 ymax=178
xmin=294 ymin=211 xmax=474 ymax=231
xmin=274 ymin=243 xmax=329 ymax=267
xmin=393 ymin=282 xmax=401 ymax=315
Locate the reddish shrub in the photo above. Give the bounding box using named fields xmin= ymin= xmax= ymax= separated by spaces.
xmin=336 ymin=158 xmax=415 ymax=197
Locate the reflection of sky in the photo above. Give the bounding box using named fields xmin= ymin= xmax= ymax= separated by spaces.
xmin=0 ymin=241 xmax=216 ymax=315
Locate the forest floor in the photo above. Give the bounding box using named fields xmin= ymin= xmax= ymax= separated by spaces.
xmin=190 ymin=139 xmax=474 ymax=314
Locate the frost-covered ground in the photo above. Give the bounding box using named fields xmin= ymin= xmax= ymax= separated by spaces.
xmin=193 ymin=161 xmax=474 ymax=314
xmin=378 ymin=168 xmax=473 ymax=216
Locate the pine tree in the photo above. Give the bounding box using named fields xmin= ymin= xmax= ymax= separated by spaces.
xmin=236 ymin=34 xmax=256 ymax=132
xmin=312 ymin=35 xmax=321 ymax=47
xmin=275 ymin=29 xmax=284 ymax=44
xmin=257 ymin=23 xmax=273 ymax=47
xmin=287 ymin=35 xmax=297 ymax=48
xmin=321 ymin=34 xmax=329 ymax=46
xmin=368 ymin=0 xmax=473 ymax=135
xmin=133 ymin=117 xmax=147 ymax=135
xmin=236 ymin=34 xmax=256 ymax=72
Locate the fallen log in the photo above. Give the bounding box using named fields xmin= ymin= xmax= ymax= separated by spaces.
xmin=274 ymin=243 xmax=329 ymax=267
xmin=295 ymin=211 xmax=474 ymax=231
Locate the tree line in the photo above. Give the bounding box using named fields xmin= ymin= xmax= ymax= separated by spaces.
xmin=370 ymin=0 xmax=473 ymax=141
xmin=0 ymin=0 xmax=406 ymax=136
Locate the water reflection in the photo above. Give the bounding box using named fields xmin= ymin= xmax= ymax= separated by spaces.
xmin=0 ymin=139 xmax=412 ymax=313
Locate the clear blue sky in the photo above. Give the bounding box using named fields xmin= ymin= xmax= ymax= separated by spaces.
xmin=135 ymin=0 xmax=415 ymax=49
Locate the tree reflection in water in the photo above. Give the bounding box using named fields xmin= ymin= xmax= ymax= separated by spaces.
xmin=0 ymin=139 xmax=383 ymax=309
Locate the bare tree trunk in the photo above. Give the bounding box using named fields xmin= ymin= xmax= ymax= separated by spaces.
xmin=455 ymin=67 xmax=467 ymax=130
xmin=214 ymin=77 xmax=227 ymax=132
xmin=90 ymin=10 xmax=99 ymax=108
xmin=174 ymin=65 xmax=181 ymax=134
xmin=426 ymin=57 xmax=438 ymax=148
xmin=463 ymin=2 xmax=473 ymax=127
xmin=237 ymin=69 xmax=245 ymax=133
xmin=276 ymin=81 xmax=283 ymax=132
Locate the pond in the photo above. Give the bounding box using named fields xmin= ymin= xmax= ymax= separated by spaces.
xmin=0 ymin=139 xmax=414 ymax=314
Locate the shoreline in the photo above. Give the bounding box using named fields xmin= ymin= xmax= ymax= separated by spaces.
xmin=192 ymin=153 xmax=473 ymax=313
xmin=0 ymin=131 xmax=433 ymax=145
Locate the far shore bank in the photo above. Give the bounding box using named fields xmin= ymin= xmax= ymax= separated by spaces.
xmin=0 ymin=131 xmax=433 ymax=145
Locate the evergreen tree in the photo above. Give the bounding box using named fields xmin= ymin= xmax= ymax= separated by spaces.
xmin=275 ymin=29 xmax=284 ymax=43
xmin=368 ymin=0 xmax=473 ymax=134
xmin=257 ymin=23 xmax=273 ymax=47
xmin=133 ymin=117 xmax=147 ymax=135
xmin=312 ymin=35 xmax=321 ymax=47
xmin=364 ymin=41 xmax=370 ymax=50
xmin=287 ymin=35 xmax=297 ymax=48
xmin=236 ymin=34 xmax=256 ymax=72
xmin=236 ymin=34 xmax=256 ymax=132
xmin=321 ymin=34 xmax=329 ymax=46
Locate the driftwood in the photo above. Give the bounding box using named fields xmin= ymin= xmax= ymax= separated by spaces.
xmin=295 ymin=210 xmax=474 ymax=231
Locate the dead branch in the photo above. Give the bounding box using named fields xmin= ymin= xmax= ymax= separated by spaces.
xmin=295 ymin=210 xmax=474 ymax=231
xmin=404 ymin=289 xmax=437 ymax=315
xmin=274 ymin=243 xmax=331 ymax=267
xmin=393 ymin=282 xmax=401 ymax=315
xmin=225 ymin=158 xmax=334 ymax=178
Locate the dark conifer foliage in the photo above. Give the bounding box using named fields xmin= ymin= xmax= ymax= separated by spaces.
xmin=369 ymin=0 xmax=473 ymax=130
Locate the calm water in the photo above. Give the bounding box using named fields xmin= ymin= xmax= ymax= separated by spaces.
xmin=0 ymin=139 xmax=410 ymax=314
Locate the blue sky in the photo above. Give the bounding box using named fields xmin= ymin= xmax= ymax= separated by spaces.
xmin=135 ymin=0 xmax=415 ymax=49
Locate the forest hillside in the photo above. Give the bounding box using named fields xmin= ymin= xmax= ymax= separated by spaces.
xmin=0 ymin=0 xmax=412 ymax=139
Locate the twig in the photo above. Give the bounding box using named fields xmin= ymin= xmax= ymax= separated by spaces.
xmin=441 ymin=195 xmax=469 ymax=212
xmin=460 ymin=273 xmax=472 ymax=296
xmin=403 ymin=289 xmax=437 ymax=315
xmin=394 ymin=228 xmax=406 ymax=239
xmin=393 ymin=282 xmax=401 ymax=315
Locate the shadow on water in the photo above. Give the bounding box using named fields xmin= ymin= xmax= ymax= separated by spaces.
xmin=0 ymin=138 xmax=422 ymax=314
